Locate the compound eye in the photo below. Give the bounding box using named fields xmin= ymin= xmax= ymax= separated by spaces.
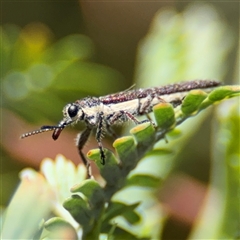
xmin=68 ymin=104 xmax=79 ymax=118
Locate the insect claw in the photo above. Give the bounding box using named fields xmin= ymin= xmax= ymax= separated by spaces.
xmin=100 ymin=150 xmax=105 ymax=165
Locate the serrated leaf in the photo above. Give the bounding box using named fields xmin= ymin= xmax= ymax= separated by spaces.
xmin=181 ymin=90 xmax=208 ymax=115
xmin=153 ymin=103 xmax=175 ymax=128
xmin=71 ymin=179 xmax=104 ymax=203
xmin=199 ymin=85 xmax=240 ymax=111
xmin=130 ymin=122 xmax=156 ymax=155
xmin=87 ymin=149 xmax=122 ymax=186
xmin=63 ymin=194 xmax=92 ymax=228
xmin=71 ymin=179 xmax=105 ymax=220
xmin=208 ymin=86 xmax=240 ymax=101
xmin=113 ymin=136 xmax=138 ymax=171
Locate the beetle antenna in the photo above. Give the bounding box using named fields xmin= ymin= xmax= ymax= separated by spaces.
xmin=20 ymin=125 xmax=59 ymax=139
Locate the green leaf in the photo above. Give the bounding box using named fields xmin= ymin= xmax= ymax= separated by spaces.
xmin=63 ymin=194 xmax=92 ymax=229
xmin=153 ymin=103 xmax=175 ymax=128
xmin=113 ymin=136 xmax=138 ymax=171
xmin=71 ymin=179 xmax=105 ymax=219
xmin=208 ymin=86 xmax=240 ymax=101
xmin=126 ymin=174 xmax=162 ymax=188
xmin=103 ymin=225 xmax=150 ymax=240
xmin=102 ymin=202 xmax=141 ymax=227
xmin=87 ymin=149 xmax=122 ymax=187
xmin=181 ymin=90 xmax=208 ymax=115
xmin=71 ymin=179 xmax=104 ymax=204
xmin=1 ymin=169 xmax=53 ymax=239
xmin=130 ymin=122 xmax=156 ymax=157
xmin=44 ymin=217 xmax=78 ymax=239
xmin=123 ymin=209 xmax=141 ymax=225
xmin=199 ymin=85 xmax=240 ymax=111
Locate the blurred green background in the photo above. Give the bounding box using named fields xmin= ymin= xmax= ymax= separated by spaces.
xmin=1 ymin=1 xmax=239 ymax=239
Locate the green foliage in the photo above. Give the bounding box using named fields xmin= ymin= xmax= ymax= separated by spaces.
xmin=1 ymin=3 xmax=239 ymax=240
xmin=44 ymin=218 xmax=78 ymax=239
xmin=81 ymin=86 xmax=239 ymax=239
xmin=31 ymin=86 xmax=238 ymax=240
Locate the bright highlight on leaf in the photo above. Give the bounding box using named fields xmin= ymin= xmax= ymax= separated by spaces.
xmin=153 ymin=102 xmax=175 ymax=128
